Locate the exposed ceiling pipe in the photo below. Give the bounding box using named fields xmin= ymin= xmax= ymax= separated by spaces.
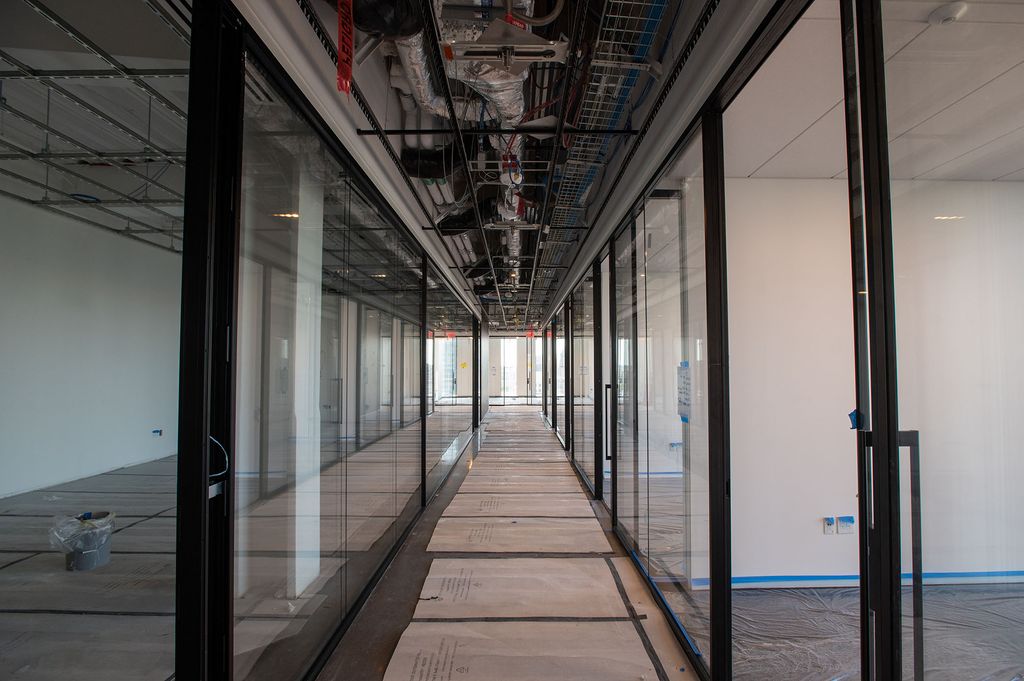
xmin=417 ymin=0 xmax=508 ymax=325
xmin=394 ymin=31 xmax=493 ymax=122
xmin=521 ymin=0 xmax=587 ymax=329
xmin=504 ymin=0 xmax=565 ymax=26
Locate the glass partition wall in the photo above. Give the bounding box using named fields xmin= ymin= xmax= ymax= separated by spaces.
xmin=554 ymin=315 xmax=568 ymax=446
xmin=571 ymin=275 xmax=597 ymax=488
xmin=608 ymin=134 xmax=711 ymax=670
xmin=426 ymin=265 xmax=475 ymax=496
xmin=614 ymin=221 xmax=639 ymax=544
xmin=231 ymin=55 xmax=479 ymax=679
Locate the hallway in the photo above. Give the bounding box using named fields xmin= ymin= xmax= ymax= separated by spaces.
xmin=320 ymin=406 xmax=698 ymax=681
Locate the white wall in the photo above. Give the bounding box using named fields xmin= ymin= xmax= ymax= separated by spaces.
xmin=725 ymin=177 xmax=1024 ymax=584
xmin=891 ymin=179 xmax=1024 ymax=579
xmin=0 ymin=196 xmax=182 ymax=498
xmin=726 ymin=178 xmax=859 ymax=583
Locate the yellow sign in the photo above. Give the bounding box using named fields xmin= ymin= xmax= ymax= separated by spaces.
xmin=460 ymin=362 xmax=468 ymax=369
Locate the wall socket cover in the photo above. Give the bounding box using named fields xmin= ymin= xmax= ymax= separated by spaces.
xmin=837 ymin=515 xmax=855 ymax=535
xmin=823 ymin=516 xmax=836 ymax=535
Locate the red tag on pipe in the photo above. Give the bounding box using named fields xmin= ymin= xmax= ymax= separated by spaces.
xmin=503 ymin=13 xmax=526 ymax=30
xmin=337 ymin=0 xmax=354 ymax=94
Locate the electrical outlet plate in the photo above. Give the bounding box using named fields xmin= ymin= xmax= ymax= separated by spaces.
xmin=837 ymin=515 xmax=855 ymax=535
xmin=823 ymin=516 xmax=836 ymax=535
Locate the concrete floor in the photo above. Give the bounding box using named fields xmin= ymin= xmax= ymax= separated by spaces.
xmin=318 ymin=405 xmax=700 ymax=681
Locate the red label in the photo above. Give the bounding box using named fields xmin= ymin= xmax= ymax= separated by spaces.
xmin=503 ymin=13 xmax=526 ymax=30
xmin=337 ymin=0 xmax=354 ymax=94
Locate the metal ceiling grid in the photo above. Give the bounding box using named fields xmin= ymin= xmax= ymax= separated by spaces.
xmin=526 ymin=0 xmax=668 ymax=326
xmin=0 ymin=0 xmax=191 ymax=253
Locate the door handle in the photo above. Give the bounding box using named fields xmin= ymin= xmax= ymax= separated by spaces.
xmin=208 ymin=435 xmax=229 ymax=499
xmin=604 ymin=384 xmax=613 ymax=461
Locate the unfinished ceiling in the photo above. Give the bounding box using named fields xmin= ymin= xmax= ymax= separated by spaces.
xmin=0 ymin=0 xmax=191 ymax=254
xmin=0 ymin=0 xmax=683 ymax=329
xmin=299 ymin=0 xmax=680 ymax=331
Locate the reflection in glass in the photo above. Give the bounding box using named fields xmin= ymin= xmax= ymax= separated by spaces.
xmin=0 ymin=4 xmax=188 ymax=678
xmin=555 ymin=316 xmax=568 ymax=443
xmin=233 ymin=58 xmax=424 ymax=680
xmin=425 ymin=265 xmax=475 ymax=496
xmin=634 ymin=136 xmax=711 ymax=665
xmin=615 ymin=224 xmax=638 ymax=542
xmin=572 ymin=275 xmax=596 ymax=486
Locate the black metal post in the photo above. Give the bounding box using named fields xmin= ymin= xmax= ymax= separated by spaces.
xmin=851 ymin=1 xmax=903 ymax=677
xmin=421 ymin=254 xmax=428 ymax=507
xmin=592 ymin=260 xmax=604 ymax=500
xmin=175 ymin=1 xmax=244 ymax=678
xmin=629 ymin=217 xmax=639 ymax=551
xmin=565 ymin=300 xmax=573 ymax=454
xmin=901 ymin=430 xmax=924 ymax=681
xmin=472 ymin=316 xmax=480 ymax=430
xmin=702 ymin=109 xmax=732 ymax=680
xmin=608 ymin=240 xmax=618 ymax=526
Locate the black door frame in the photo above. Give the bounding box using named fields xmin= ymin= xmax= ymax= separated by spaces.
xmin=591 ymin=260 xmax=604 ymax=500
xmin=175 ymin=1 xmax=244 ymax=677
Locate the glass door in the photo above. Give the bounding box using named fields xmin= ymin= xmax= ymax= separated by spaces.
xmin=614 ymin=220 xmax=639 ymax=546
xmin=854 ymin=1 xmax=1024 ymax=677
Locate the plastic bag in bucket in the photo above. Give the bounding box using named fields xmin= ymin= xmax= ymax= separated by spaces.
xmin=49 ymin=511 xmax=115 ymax=571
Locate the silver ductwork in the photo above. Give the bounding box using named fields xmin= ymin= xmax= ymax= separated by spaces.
xmin=394 ymin=30 xmax=494 ymax=123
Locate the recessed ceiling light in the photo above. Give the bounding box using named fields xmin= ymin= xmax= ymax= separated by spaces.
xmin=934 ymin=215 xmax=965 ymax=221
xmin=371 ymin=273 xmax=388 ymax=279
xmin=272 ymin=212 xmax=300 ymax=218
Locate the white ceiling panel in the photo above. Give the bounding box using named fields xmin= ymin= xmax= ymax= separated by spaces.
xmin=723 ymin=14 xmax=845 ymax=178
xmin=919 ymin=126 xmax=1024 ymax=181
xmin=882 ymin=1 xmax=1024 ymax=25
xmin=722 ymin=1 xmax=1024 ymax=182
xmin=890 ymin=62 xmax=1024 ymax=178
xmin=883 ymin=21 xmax=1024 ymax=139
xmin=754 ymin=101 xmax=847 ymax=178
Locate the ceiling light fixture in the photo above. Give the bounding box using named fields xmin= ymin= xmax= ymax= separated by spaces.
xmin=933 ymin=215 xmax=965 ymax=221
xmin=928 ymin=2 xmax=967 ymax=26
xmin=272 ymin=212 xmax=300 ymax=218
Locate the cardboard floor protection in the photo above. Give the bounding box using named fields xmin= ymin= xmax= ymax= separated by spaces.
xmin=414 ymin=558 xmax=627 ymax=619
xmin=466 ymin=463 xmax=574 ymax=477
xmin=427 ymin=517 xmax=612 ymax=553
xmin=442 ymin=494 xmax=595 ymax=518
xmin=610 ymin=556 xmax=701 ymax=680
xmin=458 ymin=476 xmax=583 ymax=494
xmin=382 ymin=621 xmax=659 ymax=681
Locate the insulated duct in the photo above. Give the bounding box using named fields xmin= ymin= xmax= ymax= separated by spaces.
xmin=436 ymin=196 xmax=498 ymax=235
xmin=394 ymin=31 xmax=494 ymax=122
